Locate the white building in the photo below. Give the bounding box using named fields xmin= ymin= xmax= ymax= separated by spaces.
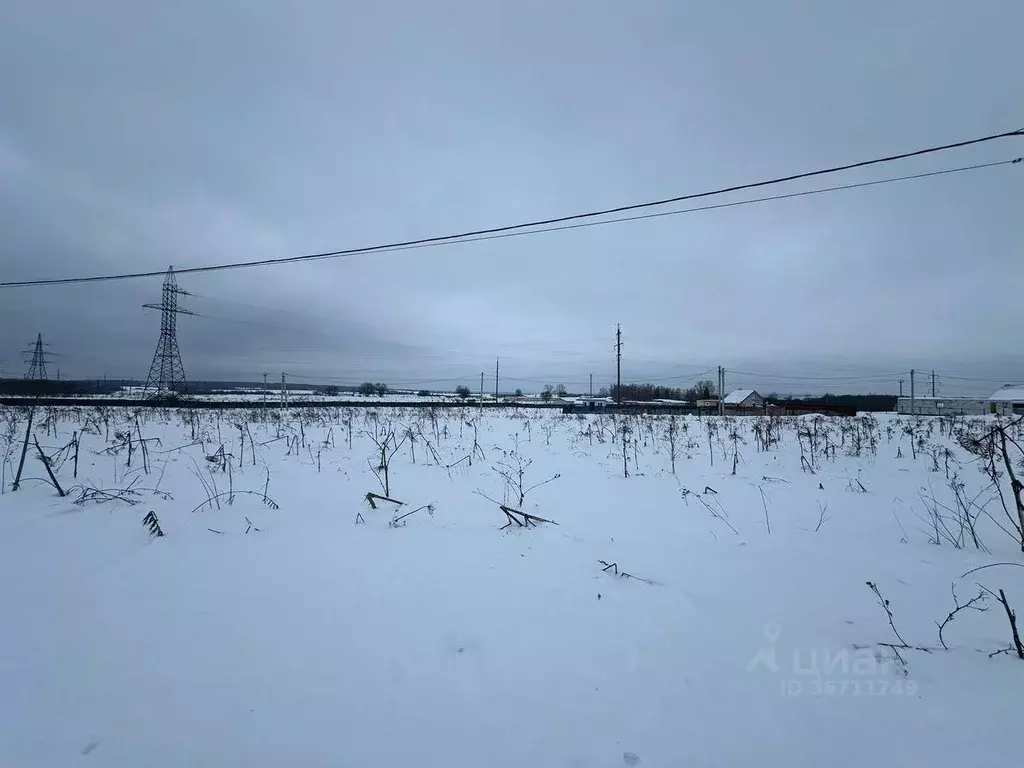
xmin=990 ymin=385 xmax=1024 ymax=415
xmin=723 ymin=389 xmax=764 ymax=410
xmin=572 ymin=395 xmax=613 ymax=409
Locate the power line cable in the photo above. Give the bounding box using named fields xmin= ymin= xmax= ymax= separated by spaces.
xmin=2 ymin=130 xmax=1020 ymax=288
xmin=941 ymin=374 xmax=1024 ymax=383
xmin=726 ymin=370 xmax=907 ymax=381
xmin=6 ymin=157 xmax=1017 ymax=289
xmin=650 ymin=368 xmax=719 ymax=382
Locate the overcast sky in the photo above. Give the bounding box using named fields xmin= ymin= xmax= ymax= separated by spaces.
xmin=1 ymin=0 xmax=1021 ymax=396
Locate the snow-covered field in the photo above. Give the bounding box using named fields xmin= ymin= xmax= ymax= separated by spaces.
xmin=2 ymin=406 xmax=1022 ymax=767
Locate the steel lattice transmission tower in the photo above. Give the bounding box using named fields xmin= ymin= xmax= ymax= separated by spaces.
xmin=143 ymin=266 xmax=195 ymax=397
xmin=24 ymin=333 xmax=50 ymax=380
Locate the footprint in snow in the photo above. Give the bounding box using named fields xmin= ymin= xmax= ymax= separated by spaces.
xmin=623 ymin=752 xmax=642 ymax=766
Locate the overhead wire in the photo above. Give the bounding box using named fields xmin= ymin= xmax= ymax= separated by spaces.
xmin=940 ymin=374 xmax=1024 ymax=383
xmin=726 ymin=370 xmax=908 ymax=381
xmin=12 ymin=131 xmax=1020 ymax=385
xmin=1 ymin=130 xmax=1020 ymax=287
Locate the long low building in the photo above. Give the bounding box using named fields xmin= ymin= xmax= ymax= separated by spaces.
xmin=897 ymin=385 xmax=1024 ymax=416
xmin=896 ymin=396 xmax=990 ymax=415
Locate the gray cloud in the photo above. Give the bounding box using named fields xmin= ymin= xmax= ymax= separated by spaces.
xmin=1 ymin=0 xmax=1022 ymax=395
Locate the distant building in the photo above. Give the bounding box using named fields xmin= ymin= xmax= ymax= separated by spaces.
xmin=896 ymin=387 xmax=1024 ymax=416
xmin=724 ymin=389 xmax=764 ymax=410
xmin=573 ymin=395 xmax=613 ymax=409
xmin=897 ymin=396 xmax=989 ymax=416
xmin=990 ymin=385 xmax=1024 ymax=415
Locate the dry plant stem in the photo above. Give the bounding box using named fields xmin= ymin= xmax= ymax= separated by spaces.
xmin=33 ymin=436 xmax=65 ymax=496
xmin=815 ymin=502 xmax=830 ymax=532
xmin=866 ymin=581 xmax=907 ymax=646
xmin=998 ymin=588 xmax=1024 ymax=659
xmin=997 ymin=426 xmax=1024 ymax=552
xmin=498 ymin=504 xmax=557 ymax=529
xmin=961 ymin=562 xmax=1024 ymax=579
xmin=364 ymin=492 xmax=404 ymax=510
xmin=935 ymin=583 xmax=988 ymax=650
xmin=759 ymin=485 xmax=771 ymax=534
xmin=12 ymin=405 xmax=35 ymax=491
xmin=978 ymin=586 xmax=1024 ymax=660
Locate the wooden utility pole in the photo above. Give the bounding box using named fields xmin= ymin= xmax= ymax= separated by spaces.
xmin=281 ymin=373 xmax=287 ymax=409
xmin=480 ymin=371 xmax=484 ymax=400
xmin=495 ymin=358 xmax=499 ymax=399
xmin=589 ymin=373 xmax=593 ymax=397
xmin=898 ymin=379 xmax=904 ymax=398
xmin=262 ymin=372 xmax=267 ymax=411
xmin=615 ymin=324 xmax=622 ymax=404
xmin=910 ymin=369 xmax=915 ymax=415
xmin=931 ymin=370 xmax=936 ymax=398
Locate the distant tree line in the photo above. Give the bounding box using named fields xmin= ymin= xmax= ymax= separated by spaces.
xmin=0 ymin=379 xmax=124 ymax=396
xmin=540 ymin=384 xmax=568 ymax=401
xmin=602 ymin=380 xmax=717 ymax=402
xmin=357 ymin=382 xmax=389 ymax=396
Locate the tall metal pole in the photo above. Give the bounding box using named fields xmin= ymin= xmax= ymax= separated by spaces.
xmin=718 ymin=366 xmax=725 ymax=417
xmin=589 ymin=373 xmax=593 ymax=397
xmin=910 ymin=369 xmax=915 ymax=415
xmin=716 ymin=366 xmax=721 ymax=415
xmin=495 ymin=358 xmax=499 ymax=399
xmin=480 ymin=371 xmax=484 ymax=399
xmin=615 ymin=325 xmax=622 ymax=404
xmin=262 ymin=372 xmax=267 ymax=411
xmin=899 ymin=379 xmax=904 ymax=398
xmin=25 ymin=333 xmax=50 ymax=380
xmin=931 ymin=370 xmax=936 ymax=398
xmin=142 ymin=266 xmax=194 ymax=397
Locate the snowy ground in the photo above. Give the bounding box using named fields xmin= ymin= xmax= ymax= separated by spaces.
xmin=1 ymin=407 xmax=1022 ymax=767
